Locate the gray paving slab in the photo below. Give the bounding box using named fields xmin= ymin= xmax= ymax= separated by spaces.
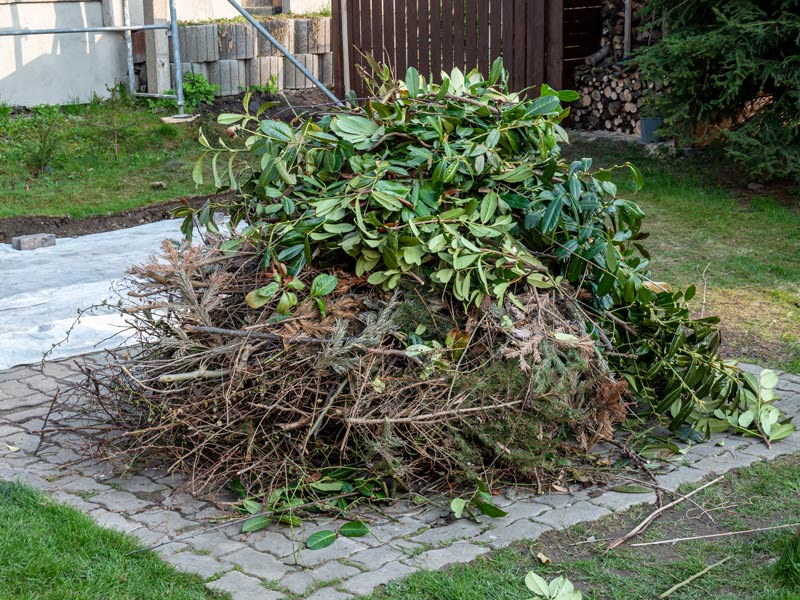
xmin=0 ymin=356 xmax=798 ymax=599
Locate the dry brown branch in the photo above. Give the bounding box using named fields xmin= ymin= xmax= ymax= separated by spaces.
xmin=607 ymin=475 xmax=724 ymax=550
xmin=633 ymin=523 xmax=800 ymax=547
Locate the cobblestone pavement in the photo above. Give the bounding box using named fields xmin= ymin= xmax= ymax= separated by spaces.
xmin=1 ymin=357 xmax=799 ymax=600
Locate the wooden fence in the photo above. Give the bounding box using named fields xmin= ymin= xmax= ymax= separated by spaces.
xmin=331 ymin=0 xmax=603 ymax=99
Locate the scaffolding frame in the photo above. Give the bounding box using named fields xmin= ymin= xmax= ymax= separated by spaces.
xmin=1 ymin=0 xmax=341 ymax=111
xmin=0 ymin=0 xmax=188 ymax=116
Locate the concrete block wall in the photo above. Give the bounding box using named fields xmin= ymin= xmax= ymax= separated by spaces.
xmin=167 ymin=16 xmax=333 ymax=96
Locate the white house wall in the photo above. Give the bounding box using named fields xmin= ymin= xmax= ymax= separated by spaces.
xmin=0 ymin=0 xmax=239 ymax=107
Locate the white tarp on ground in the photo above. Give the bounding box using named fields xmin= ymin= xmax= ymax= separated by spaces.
xmin=0 ymin=219 xmax=189 ymax=370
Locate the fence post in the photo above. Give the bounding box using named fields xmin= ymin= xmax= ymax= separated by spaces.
xmin=143 ymin=0 xmax=171 ymax=94
xmin=545 ymin=0 xmax=563 ymax=88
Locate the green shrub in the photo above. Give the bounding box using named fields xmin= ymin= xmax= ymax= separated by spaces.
xmin=637 ymin=0 xmax=800 ymax=182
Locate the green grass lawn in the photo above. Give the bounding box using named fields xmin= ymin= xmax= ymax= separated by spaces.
xmin=369 ymin=454 xmax=800 ymax=600
xmin=565 ymin=138 xmax=800 ymax=373
xmin=0 ymin=481 xmax=225 ymax=600
xmin=0 ymin=97 xmax=217 ymax=219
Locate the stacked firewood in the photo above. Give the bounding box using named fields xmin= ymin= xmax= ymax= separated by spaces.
xmin=572 ymin=70 xmax=664 ymax=135
xmin=571 ymin=0 xmax=663 ymax=134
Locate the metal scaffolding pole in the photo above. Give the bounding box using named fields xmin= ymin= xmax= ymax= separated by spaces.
xmin=225 ymin=0 xmax=341 ymax=105
xmin=0 ymin=0 xmax=187 ymax=118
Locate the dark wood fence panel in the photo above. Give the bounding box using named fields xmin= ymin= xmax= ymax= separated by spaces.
xmin=333 ymin=0 xmax=601 ymax=98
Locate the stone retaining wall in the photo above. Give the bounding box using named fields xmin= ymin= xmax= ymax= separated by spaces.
xmin=164 ymin=17 xmax=333 ymax=95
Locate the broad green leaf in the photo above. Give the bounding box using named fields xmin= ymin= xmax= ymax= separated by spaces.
xmin=610 ymin=484 xmax=652 ymax=494
xmin=241 ymin=515 xmax=270 ymax=532
xmin=769 ymin=422 xmax=796 ymax=441
xmin=339 ymin=520 xmax=370 ymax=538
xmin=241 ymin=498 xmax=261 ymax=514
xmin=525 ymin=571 xmax=550 ymax=595
xmin=738 ymin=410 xmax=754 ymax=428
xmin=310 ymin=480 xmax=344 ymax=492
xmin=245 ymin=282 xmax=280 ymax=308
xmin=760 ymin=370 xmax=779 ymax=390
xmin=450 ymin=497 xmax=467 ymax=519
xmin=306 ymin=530 xmax=337 ymax=550
xmin=405 ymin=66 xmax=420 ymax=98
xmin=473 ymin=498 xmax=508 ymax=518
xmin=311 ymin=274 xmax=338 ymax=297
xmin=217 ymin=113 xmax=245 ymax=125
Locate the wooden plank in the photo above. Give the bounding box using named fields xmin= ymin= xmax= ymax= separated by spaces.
xmin=488 ymin=0 xmax=502 ymax=73
xmin=359 ymin=0 xmax=372 ymax=71
xmin=546 ymin=0 xmax=563 ymax=89
xmin=383 ymin=0 xmax=395 ymax=72
xmin=563 ymin=6 xmax=604 ymax=28
xmin=431 ymin=0 xmax=442 ymax=80
xmin=453 ymin=0 xmax=465 ymax=72
xmin=417 ymin=0 xmax=430 ymax=78
xmin=465 ymin=0 xmax=478 ymax=72
xmin=394 ymin=0 xmax=407 ymax=75
xmin=525 ymin=0 xmax=545 ymax=94
xmin=441 ymin=0 xmax=454 ymax=74
xmin=501 ymin=0 xmax=513 ymax=85
xmin=563 ymin=0 xmax=603 ymax=8
xmin=407 ymin=0 xmax=419 ymax=72
xmin=331 ymin=0 xmax=344 ymax=97
xmin=477 ymin=0 xmax=489 ymax=75
xmin=512 ymin=0 xmax=525 ymax=90
xmin=370 ymin=0 xmax=383 ymax=62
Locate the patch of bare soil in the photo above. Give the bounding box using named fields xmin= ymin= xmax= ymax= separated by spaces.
xmin=0 ymin=89 xmax=335 ymax=243
xmin=0 ymin=194 xmax=228 ymax=243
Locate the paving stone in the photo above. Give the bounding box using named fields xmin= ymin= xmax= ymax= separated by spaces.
xmin=361 ymin=516 xmax=427 ymax=546
xmin=404 ymin=541 xmax=489 ymax=570
xmin=655 ymin=466 xmax=708 ymax=491
xmin=290 ymin=535 xmax=368 ymax=567
xmin=50 ymin=490 xmax=100 ymax=513
xmin=90 ymin=508 xmax=142 ymax=534
xmin=90 ymin=489 xmax=151 ymax=513
xmin=0 ymin=430 xmax=42 ymax=453
xmin=589 ymin=490 xmax=657 ymax=512
xmin=340 ymin=561 xmax=417 ymax=596
xmin=306 ymin=588 xmax=354 ymax=600
xmin=690 ymin=450 xmax=761 ymax=475
xmin=41 ymin=361 xmax=80 ymax=380
xmin=496 ymin=500 xmax=552 ymax=523
xmin=527 ymin=490 xmax=587 ymax=509
xmin=349 ymin=545 xmax=407 ymax=570
xmin=319 ymin=51 xmax=334 ymax=86
xmin=533 ymin=501 xmax=611 ymax=529
xmin=108 ymin=475 xmax=167 ymax=495
xmin=1 ymin=404 xmax=50 ymax=422
xmin=0 ymin=378 xmax=34 ymax=398
xmin=280 ymin=560 xmax=359 ymax=595
xmin=408 ymin=519 xmax=486 ymax=547
xmin=131 ymin=508 xmax=198 ymax=536
xmin=190 ymin=530 xmax=250 ymax=556
xmin=11 ymin=233 xmax=56 ymax=251
xmin=471 ymin=519 xmax=552 ymax=549
xmin=0 ymin=424 xmax=24 ymax=438
xmin=130 ymin=526 xmax=170 ymax=547
xmin=59 ymin=475 xmax=112 ymax=494
xmin=168 ymin=549 xmax=227 ymax=578
xmin=206 ymin=570 xmax=285 ymax=600
xmin=252 ymin=531 xmax=302 ymax=558
xmin=20 ymin=375 xmax=60 ymax=394
xmin=223 ymin=547 xmax=293 ymax=581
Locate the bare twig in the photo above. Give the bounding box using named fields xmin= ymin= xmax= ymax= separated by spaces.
xmin=632 ymin=523 xmax=800 ymax=548
xmin=607 ymin=475 xmax=724 ymax=550
xmin=658 ymin=556 xmax=730 ymax=598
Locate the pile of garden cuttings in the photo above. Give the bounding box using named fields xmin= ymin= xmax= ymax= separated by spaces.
xmin=76 ymin=239 xmax=626 ymax=496
xmin=70 ymin=61 xmax=792 ymax=507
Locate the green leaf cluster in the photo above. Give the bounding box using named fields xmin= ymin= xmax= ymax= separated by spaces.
xmin=193 ymin=60 xmax=645 ymax=310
